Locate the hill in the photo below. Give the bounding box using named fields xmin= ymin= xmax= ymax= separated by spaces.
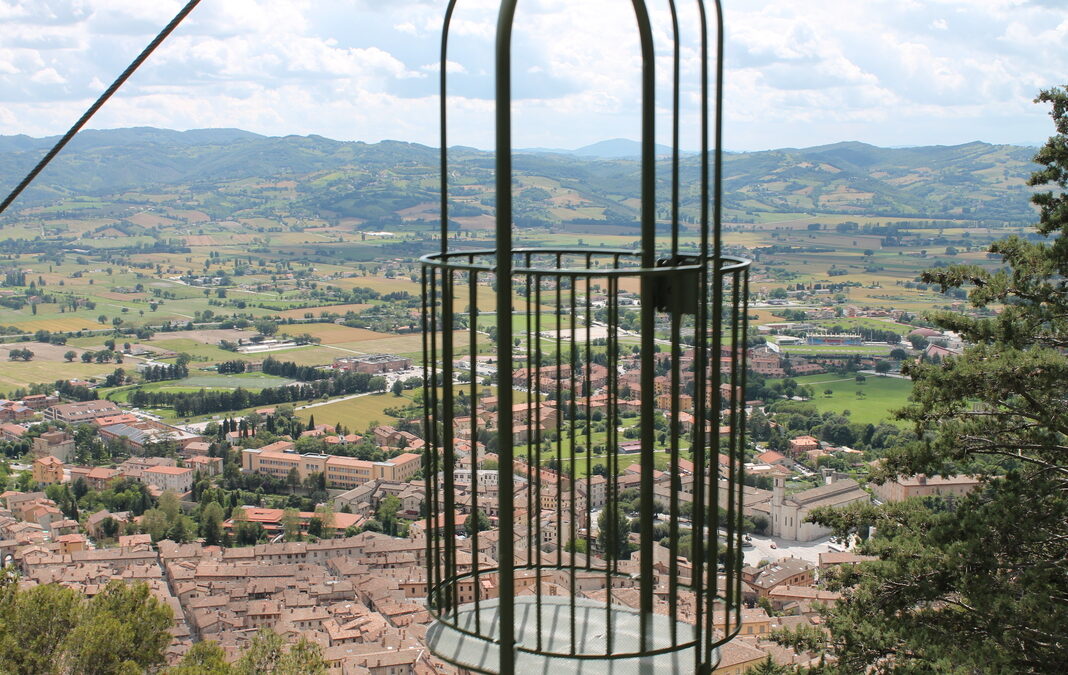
xmin=0 ymin=128 xmax=1039 ymax=228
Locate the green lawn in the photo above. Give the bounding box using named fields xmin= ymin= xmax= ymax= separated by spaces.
xmin=779 ymin=343 xmax=893 ymax=356
xmin=794 ymin=374 xmax=914 ymax=425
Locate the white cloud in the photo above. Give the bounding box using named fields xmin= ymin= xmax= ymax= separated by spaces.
xmin=0 ymin=0 xmax=1064 ymax=150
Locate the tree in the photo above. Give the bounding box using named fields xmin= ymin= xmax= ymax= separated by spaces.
xmin=63 ymin=350 xmax=76 ymax=362
xmin=98 ymin=516 xmax=119 ymax=540
xmin=907 ymin=334 xmax=928 ymax=350
xmin=597 ymin=504 xmax=630 ymax=561
xmin=391 ymin=379 xmax=404 ymax=397
xmin=285 ymin=467 xmax=301 ymax=494
xmin=793 ymin=87 xmax=1068 ymax=674
xmin=165 ymin=640 xmax=232 ymax=674
xmin=140 ymin=508 xmax=170 ymax=542
xmin=465 ymin=508 xmax=490 ymax=534
xmin=232 ymin=627 xmax=326 ymax=675
xmin=158 ymin=490 xmax=181 ymax=523
xmin=0 ymin=577 xmax=174 ymax=675
xmin=201 ymin=502 xmax=225 ymax=546
xmin=743 ymin=655 xmax=791 ymax=675
xmin=63 ymin=581 xmax=174 ymax=675
xmin=377 ymin=495 xmax=402 ymax=536
xmin=254 ymin=319 xmax=278 ymax=337
xmin=282 ymin=508 xmax=302 ymax=542
xmin=873 ymin=360 xmax=891 ymax=375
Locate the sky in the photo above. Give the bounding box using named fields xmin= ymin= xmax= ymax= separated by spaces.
xmin=0 ymin=0 xmax=1066 ymax=151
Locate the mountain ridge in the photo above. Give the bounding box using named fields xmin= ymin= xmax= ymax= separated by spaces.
xmin=0 ymin=127 xmax=1040 ymax=226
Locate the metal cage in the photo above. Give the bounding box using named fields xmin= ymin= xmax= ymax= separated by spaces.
xmin=421 ymin=2 xmax=750 ymax=673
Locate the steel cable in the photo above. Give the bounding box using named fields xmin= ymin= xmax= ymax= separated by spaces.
xmin=0 ymin=0 xmax=203 ymax=216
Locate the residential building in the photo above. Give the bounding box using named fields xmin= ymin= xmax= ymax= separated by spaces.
xmin=32 ymin=456 xmax=64 ymax=485
xmin=0 ymin=423 xmax=28 ymax=441
xmin=69 ymin=466 xmax=121 ymax=490
xmin=185 ymin=455 xmax=223 ymax=477
xmin=21 ymin=394 xmax=57 ymax=410
xmin=870 ymin=474 xmax=980 ymax=503
xmin=141 ymin=466 xmax=195 ymax=494
xmin=44 ymin=400 xmax=122 ymax=424
xmin=787 ymin=436 xmax=820 ymax=456
xmin=32 ymin=430 xmax=76 ymax=462
xmin=741 ymin=557 xmax=816 ymax=600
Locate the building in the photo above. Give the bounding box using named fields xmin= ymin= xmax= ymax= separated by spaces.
xmin=69 ymin=466 xmax=121 ymax=490
xmin=224 ymin=506 xmax=363 ymax=537
xmin=141 ymin=466 xmax=195 ymax=494
xmin=44 ymin=400 xmax=122 ymax=424
xmin=741 ymin=557 xmax=816 ymax=600
xmin=241 ymin=448 xmax=423 ymax=490
xmin=32 ymin=430 xmax=76 ymax=462
xmin=787 ymin=435 xmax=820 ymax=457
xmin=21 ymin=394 xmax=57 ymax=410
xmin=332 ymin=354 xmax=413 ymax=374
xmin=32 ymin=456 xmax=64 ymax=485
xmin=0 ymin=423 xmax=28 ymax=441
xmin=804 ymin=333 xmax=862 ymax=346
xmin=870 ymin=474 xmax=980 ymax=503
xmin=97 ymin=421 xmax=202 ymax=455
xmin=55 ymin=533 xmax=87 ymax=555
xmin=763 ymin=475 xmax=870 ymax=541
xmin=185 ymin=455 xmax=223 ymax=477
xmin=0 ymin=400 xmax=33 ymax=421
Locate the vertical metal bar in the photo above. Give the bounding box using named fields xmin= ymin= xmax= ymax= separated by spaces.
xmin=440 ymin=0 xmax=457 ymax=251
xmin=429 ymin=267 xmax=443 ymax=614
xmin=629 ymin=0 xmax=658 ymax=646
xmin=568 ymin=272 xmax=579 ymax=654
xmin=722 ymin=272 xmax=740 ymax=639
xmin=584 ymin=269 xmax=594 ymax=567
xmin=693 ymin=1 xmax=710 ymax=668
xmin=736 ymin=268 xmax=750 ymax=637
xmin=494 ymin=4 xmax=518 ymax=671
xmin=668 ymin=310 xmax=681 ymax=645
xmin=469 ymin=266 xmax=481 ymax=631
xmin=555 ymin=263 xmax=564 ymax=573
xmin=534 ymin=271 xmax=544 ymax=651
xmin=604 ymin=272 xmax=618 ymax=656
xmin=442 ymin=268 xmax=458 ymax=617
xmin=438 ymin=0 xmax=457 ymax=628
xmin=706 ymin=2 xmax=726 ymax=664
xmin=526 ymin=254 xmax=535 ymax=564
xmin=669 ymin=0 xmax=681 ymax=259
xmin=421 ymin=267 xmax=435 ymax=614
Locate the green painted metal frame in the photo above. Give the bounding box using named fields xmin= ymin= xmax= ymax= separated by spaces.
xmin=423 ymin=2 xmax=748 ymax=673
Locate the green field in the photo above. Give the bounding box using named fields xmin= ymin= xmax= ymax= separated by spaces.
xmin=297 ymin=391 xmax=413 ymax=429
xmin=779 ymin=343 xmax=893 ymax=356
xmin=793 ymin=374 xmax=914 ymax=425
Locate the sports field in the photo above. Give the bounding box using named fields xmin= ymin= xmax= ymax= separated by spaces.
xmin=793 ymin=374 xmax=914 ymax=425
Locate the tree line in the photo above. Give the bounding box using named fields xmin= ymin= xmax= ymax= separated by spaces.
xmin=126 ymin=369 xmax=386 ymax=417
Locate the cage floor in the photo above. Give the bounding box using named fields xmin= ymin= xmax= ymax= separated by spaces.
xmin=425 ymin=596 xmax=717 ymax=674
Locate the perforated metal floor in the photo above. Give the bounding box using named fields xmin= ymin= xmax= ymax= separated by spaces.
xmin=426 ymin=596 xmax=717 ymax=674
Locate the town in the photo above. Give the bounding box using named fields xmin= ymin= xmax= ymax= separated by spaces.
xmin=0 ymin=312 xmax=979 ymax=672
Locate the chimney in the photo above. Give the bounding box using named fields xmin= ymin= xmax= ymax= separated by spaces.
xmin=917 ymin=474 xmax=927 ymax=486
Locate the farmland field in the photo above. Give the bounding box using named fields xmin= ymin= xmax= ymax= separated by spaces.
xmin=5 ymin=317 xmax=102 ymax=332
xmin=275 ymin=303 xmax=374 ymax=319
xmin=0 ymin=360 xmax=115 ymax=392
xmin=280 ymin=324 xmax=394 ymax=344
